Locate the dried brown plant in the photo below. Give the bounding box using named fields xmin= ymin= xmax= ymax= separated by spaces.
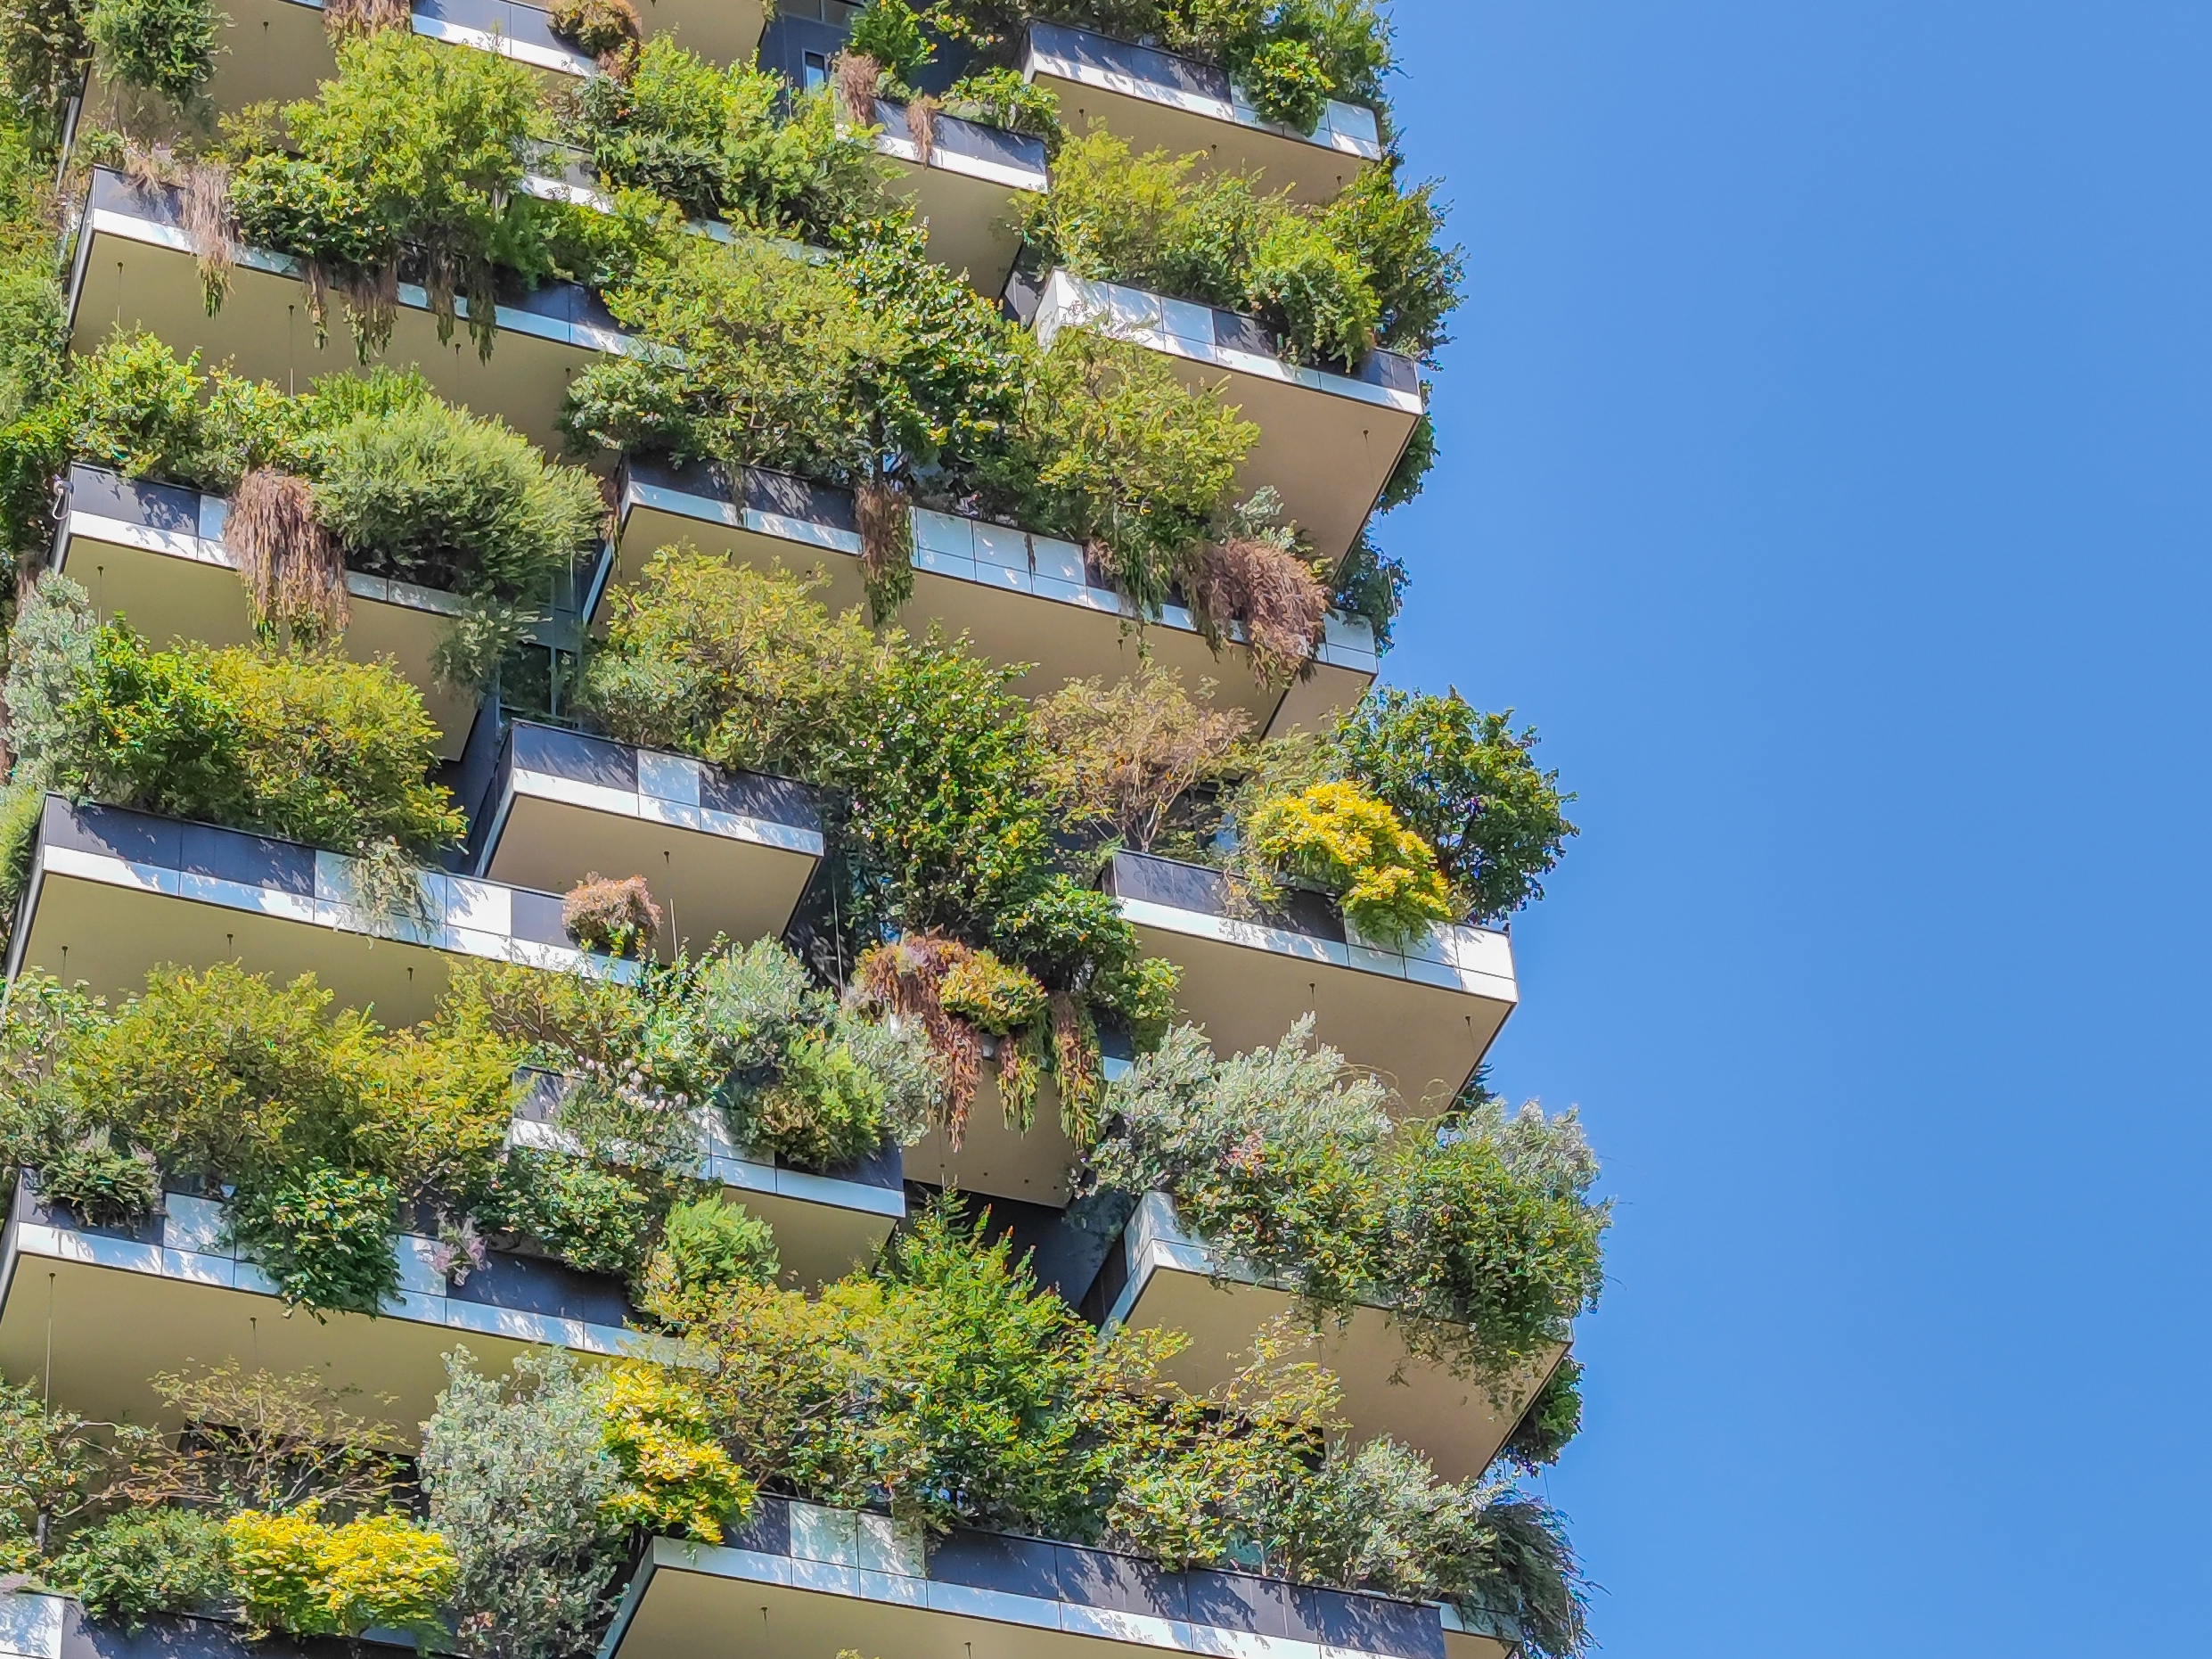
xmin=853 ymin=935 xmax=988 ymax=1144
xmin=1192 ymin=536 xmax=1329 ymax=689
xmin=833 ymin=50 xmax=885 ymax=128
xmin=230 ymin=467 xmax=348 ymax=645
xmin=854 ymin=477 xmax=913 ymax=621
xmin=120 ymin=142 xmax=233 ymax=308
xmin=906 ymin=92 xmax=940 ymax=169
xmin=563 ymin=873 xmax=664 ymax=957
xmin=322 ymin=0 xmax=411 ymax=40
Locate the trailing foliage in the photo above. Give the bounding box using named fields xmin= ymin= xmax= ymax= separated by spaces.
xmin=228 ymin=33 xmax=549 ymax=358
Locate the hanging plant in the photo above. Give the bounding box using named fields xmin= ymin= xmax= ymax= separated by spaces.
xmin=228 ymin=467 xmax=348 ymax=647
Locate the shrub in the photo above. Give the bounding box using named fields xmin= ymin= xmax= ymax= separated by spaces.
xmin=968 ymin=329 xmax=1255 ymax=621
xmin=846 ymin=0 xmax=932 ymax=87
xmin=36 ymin=1126 xmax=160 ymax=1227
xmin=641 ymin=1194 xmax=779 ymax=1316
xmin=571 ymin=43 xmax=889 ymax=236
xmin=422 ymin=1349 xmax=628 ymax=1659
xmin=1236 ymin=34 xmax=1331 ymax=130
xmin=1094 ymin=1019 xmax=1609 ymax=1384
xmin=260 ymin=33 xmax=545 ymax=357
xmin=592 ymin=1364 xmax=753 ymax=1542
xmin=307 ymin=397 xmax=604 ymax=597
xmin=1331 ymin=532 xmax=1407 ymax=648
xmin=1501 ymin=1356 xmax=1583 ymax=1474
xmin=1321 ymin=162 xmax=1464 ymax=363
xmin=563 ymin=873 xmax=663 ymax=957
xmin=118 ymin=1363 xmax=406 ymax=1516
xmin=581 ymin=552 xmax=881 ymax=771
xmin=941 ymin=67 xmax=1061 ymax=145
xmin=227 ymin=1164 xmax=401 ymax=1318
xmin=750 ymin=1032 xmax=887 ymax=1170
xmin=86 ymin=0 xmax=216 ymax=103
xmin=1036 ymin=668 xmax=1251 ymax=852
xmin=225 ymin=1506 xmax=457 ymax=1642
xmin=1331 ymin=690 xmax=1578 ymax=924
xmin=482 ymin=1150 xmax=661 ymax=1281
xmin=1247 ymin=780 xmax=1454 ymax=947
xmin=54 ymin=1507 xmax=230 ymax=1628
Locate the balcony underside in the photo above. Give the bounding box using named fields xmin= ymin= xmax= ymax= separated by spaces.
xmin=904 ymin=1069 xmax=1079 ymax=1207
xmin=9 ymin=798 xmax=629 ymax=1025
xmin=1019 ymin=22 xmax=1381 ymax=208
xmin=629 ymin=0 xmax=769 ymax=70
xmin=1101 ymin=1196 xmax=1566 ymax=1484
xmin=1118 ymin=910 xmax=1512 ymax=1109
xmin=53 ymin=505 xmax=481 ymax=760
xmin=0 ymin=1204 xmax=647 ymax=1442
xmin=70 ymin=188 xmax=615 ymax=458
xmin=476 ymin=783 xmax=820 ymax=955
xmin=615 ymin=481 xmax=1377 ymax=739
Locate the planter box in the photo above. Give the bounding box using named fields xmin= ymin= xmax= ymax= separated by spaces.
xmin=1103 ymin=851 xmax=1516 ymax=1107
xmin=610 ymin=459 xmax=1379 ymax=741
xmin=51 ymin=465 xmax=605 ymax=761
xmin=4 ymin=796 xmax=638 ymax=1024
xmin=0 ymin=1593 xmax=426 ymax=1659
xmin=460 ymin=715 xmax=824 ymax=956
xmin=83 ymin=0 xmax=590 ymax=129
xmin=1020 ymin=22 xmax=1383 ymax=205
xmin=512 ymin=1072 xmax=905 ymax=1287
xmin=602 ymin=1497 xmax=1519 ymax=1659
xmin=1086 ymin=1194 xmax=1569 ymax=1484
xmin=68 ymin=168 xmax=632 ymax=459
xmin=0 ymin=1171 xmax=654 ymax=1444
xmin=1014 ymin=269 xmax=1424 ymax=568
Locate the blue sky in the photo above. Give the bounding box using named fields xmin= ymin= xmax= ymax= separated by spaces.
xmin=1377 ymin=4 xmax=2211 ymax=1651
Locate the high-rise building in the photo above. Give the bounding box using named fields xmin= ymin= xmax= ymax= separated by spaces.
xmin=0 ymin=10 xmax=1602 ymax=1659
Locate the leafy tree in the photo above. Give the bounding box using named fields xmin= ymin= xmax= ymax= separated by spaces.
xmin=86 ymin=0 xmax=217 ymax=104
xmin=1333 ymin=689 xmax=1578 ymax=924
xmin=0 ymin=1381 xmax=111 ymax=1565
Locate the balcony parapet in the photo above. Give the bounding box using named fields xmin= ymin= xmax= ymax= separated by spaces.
xmin=1085 ymin=1192 xmax=1568 ymax=1484
xmin=53 ymin=464 xmax=606 ymax=760
xmin=1020 ymin=21 xmax=1382 ymax=205
xmin=512 ymin=1070 xmax=904 ymax=1285
xmin=0 ymin=1169 xmax=655 ymax=1438
xmin=5 ymin=795 xmax=636 ymax=1022
xmin=602 ymin=1496 xmax=1510 ymax=1659
xmin=68 ymin=167 xmax=634 ymax=456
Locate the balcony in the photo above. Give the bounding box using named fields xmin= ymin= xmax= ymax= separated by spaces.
xmin=458 ymin=715 xmax=824 ymax=955
xmin=867 ymin=98 xmax=1052 ymax=296
xmin=0 ymin=1170 xmax=651 ymax=1441
xmin=612 ymin=460 xmax=1379 ymax=738
xmin=68 ymin=168 xmax=629 ymax=457
xmin=1020 ymin=22 xmax=1383 ymax=205
xmin=86 ymin=0 xmax=591 ymax=124
xmin=512 ymin=1072 xmax=903 ymax=1287
xmin=0 ymin=1596 xmax=421 ymax=1659
xmin=1014 ymin=270 xmax=1424 ymax=568
xmin=1086 ymin=1194 xmax=1568 ymax=1484
xmin=603 ymin=1495 xmax=1518 ymax=1659
xmin=51 ymin=465 xmax=603 ymax=761
xmin=1102 ymin=851 xmax=1516 ymax=1107
xmin=4 ymin=796 xmax=636 ymax=1025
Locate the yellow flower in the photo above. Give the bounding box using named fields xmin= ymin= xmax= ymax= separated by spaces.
xmin=1248 ymin=781 xmax=1454 ymax=949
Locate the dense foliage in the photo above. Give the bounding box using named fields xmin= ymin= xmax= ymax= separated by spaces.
xmin=1090 ymin=1017 xmax=1609 ymax=1381
xmin=4 ymin=573 xmax=465 ymax=856
xmin=1019 ymin=131 xmax=1462 ymax=367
